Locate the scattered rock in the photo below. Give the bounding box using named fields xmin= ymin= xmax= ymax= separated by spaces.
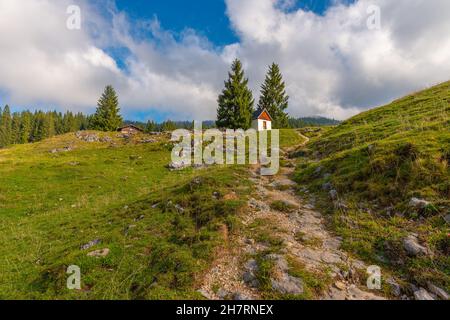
xmin=414 ymin=288 xmax=435 ymax=300
xmin=140 ymin=138 xmax=156 ymax=144
xmin=403 ymin=234 xmax=429 ymax=257
xmin=233 ymin=292 xmax=251 ymax=300
xmin=334 ymin=281 xmax=347 ymax=291
xmin=248 ymin=198 xmax=270 ymax=212
xmin=409 ymin=198 xmax=431 ymax=210
xmin=87 ymin=248 xmax=110 ymax=258
xmin=427 ymin=282 xmax=449 ymax=300
xmin=386 ymin=278 xmax=402 ymax=297
xmin=271 ymin=274 xmax=303 ymax=295
xmin=329 ymin=189 xmax=338 ymax=200
xmin=76 ymin=131 xmax=99 ymax=142
xmin=168 ymin=161 xmax=189 ymax=171
xmin=134 ymin=215 xmax=145 ymax=222
xmin=334 ymin=201 xmax=348 ymax=211
xmin=100 ymin=136 xmax=112 ymax=143
xmin=267 ymin=254 xmax=289 ymax=272
xmin=314 ymin=166 xmax=323 ymax=176
xmin=217 ymin=288 xmax=229 ymax=299
xmin=49 ymin=146 xmax=73 ymax=154
xmin=243 ymin=259 xmax=259 ymax=288
xmin=80 ymin=239 xmax=101 ymax=250
xmin=322 ymin=182 xmax=333 ymax=191
xmin=444 ymin=214 xmax=450 ymax=224
xmin=174 ymin=204 xmax=185 ymax=213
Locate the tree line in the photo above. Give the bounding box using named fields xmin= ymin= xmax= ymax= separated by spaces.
xmin=0 ymin=106 xmax=89 ymax=147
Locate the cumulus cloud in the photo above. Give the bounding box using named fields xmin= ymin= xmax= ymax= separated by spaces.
xmin=0 ymin=0 xmax=449 ymax=120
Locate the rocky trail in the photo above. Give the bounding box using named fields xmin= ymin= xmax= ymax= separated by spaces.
xmin=199 ymin=132 xmax=386 ymax=300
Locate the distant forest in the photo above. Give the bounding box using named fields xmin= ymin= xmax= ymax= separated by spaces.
xmin=0 ymin=104 xmax=340 ymax=147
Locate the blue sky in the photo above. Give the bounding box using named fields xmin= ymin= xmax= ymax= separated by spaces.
xmin=106 ymin=0 xmax=354 ymax=121
xmin=112 ymin=0 xmax=339 ymax=121
xmin=113 ymin=1 xmax=349 ymax=47
xmin=1 ymin=0 xmax=449 ymax=122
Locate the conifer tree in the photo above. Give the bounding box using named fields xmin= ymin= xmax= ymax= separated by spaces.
xmin=91 ymin=85 xmax=123 ymax=131
xmin=19 ymin=111 xmax=32 ymax=143
xmin=258 ymin=63 xmax=289 ymax=128
xmin=217 ymin=59 xmax=254 ymax=129
xmin=145 ymin=120 xmax=158 ymax=133
xmin=11 ymin=113 xmax=21 ymax=144
xmin=0 ymin=105 xmax=12 ymax=147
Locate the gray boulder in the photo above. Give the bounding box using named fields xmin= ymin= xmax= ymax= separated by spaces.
xmin=427 ymin=282 xmax=449 ymax=300
xmin=403 ymin=234 xmax=429 ymax=256
xmin=322 ymin=182 xmax=333 ymax=191
xmin=233 ymin=292 xmax=251 ymax=300
xmin=80 ymin=239 xmax=101 ymax=250
xmin=409 ymin=198 xmax=430 ymax=210
xmin=243 ymin=259 xmax=259 ymax=288
xmin=414 ymin=288 xmax=435 ymax=300
xmin=271 ymin=274 xmax=303 ymax=295
xmin=444 ymin=214 xmax=450 ymax=224
xmin=386 ymin=278 xmax=402 ymax=297
xmin=329 ymin=189 xmax=338 ymax=200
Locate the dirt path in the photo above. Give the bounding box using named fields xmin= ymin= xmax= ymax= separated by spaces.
xmin=199 ymin=132 xmax=386 ymax=300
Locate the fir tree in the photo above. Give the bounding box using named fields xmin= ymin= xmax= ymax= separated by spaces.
xmin=145 ymin=120 xmax=158 ymax=133
xmin=91 ymin=85 xmax=123 ymax=131
xmin=19 ymin=111 xmax=32 ymax=143
xmin=258 ymin=63 xmax=289 ymax=128
xmin=11 ymin=113 xmax=21 ymax=144
xmin=0 ymin=105 xmax=12 ymax=147
xmin=217 ymin=59 xmax=254 ymax=129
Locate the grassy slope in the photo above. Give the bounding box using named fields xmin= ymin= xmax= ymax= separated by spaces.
xmin=295 ymin=81 xmax=450 ymax=293
xmin=0 ymin=131 xmax=254 ymax=299
xmin=0 ymin=129 xmax=296 ymax=299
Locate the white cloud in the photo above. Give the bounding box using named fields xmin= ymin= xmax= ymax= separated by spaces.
xmin=0 ymin=0 xmax=449 ymax=120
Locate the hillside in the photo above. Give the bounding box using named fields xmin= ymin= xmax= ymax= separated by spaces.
xmin=0 ymin=131 xmax=252 ymax=299
xmin=294 ymin=81 xmax=450 ymax=294
xmin=0 ymin=129 xmax=305 ymax=299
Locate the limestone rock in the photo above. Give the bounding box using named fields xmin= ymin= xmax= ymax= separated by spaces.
xmin=386 ymin=278 xmax=402 ymax=297
xmin=87 ymin=248 xmax=110 ymax=258
xmin=329 ymin=189 xmax=338 ymax=200
xmin=80 ymin=239 xmax=101 ymax=251
xmin=271 ymin=274 xmax=303 ymax=295
xmin=409 ymin=198 xmax=430 ymax=210
xmin=427 ymin=282 xmax=448 ymax=300
xmin=414 ymin=288 xmax=435 ymax=300
xmin=403 ymin=234 xmax=429 ymax=257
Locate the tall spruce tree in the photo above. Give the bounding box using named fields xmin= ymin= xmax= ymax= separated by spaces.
xmin=258 ymin=63 xmax=289 ymax=128
xmin=217 ymin=59 xmax=254 ymax=129
xmin=20 ymin=111 xmax=32 ymax=143
xmin=0 ymin=105 xmax=12 ymax=147
xmin=91 ymin=85 xmax=123 ymax=131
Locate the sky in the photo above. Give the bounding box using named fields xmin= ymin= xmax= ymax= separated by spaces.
xmin=0 ymin=0 xmax=450 ymax=122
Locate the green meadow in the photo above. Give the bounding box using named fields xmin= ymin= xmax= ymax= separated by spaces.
xmin=0 ymin=131 xmax=250 ymax=299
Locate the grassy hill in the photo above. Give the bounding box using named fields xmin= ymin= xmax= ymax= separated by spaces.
xmin=0 ymin=129 xmax=299 ymax=299
xmin=294 ymin=81 xmax=450 ymax=293
xmin=0 ymin=131 xmax=254 ymax=299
